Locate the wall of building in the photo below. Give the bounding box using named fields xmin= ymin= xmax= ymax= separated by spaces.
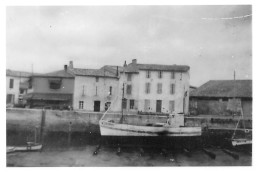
xmin=6 ymin=76 xmax=30 ymax=104
xmin=32 ymin=77 xmax=74 ymax=94
xmin=189 ymin=98 xmax=252 ymax=117
xmin=73 ymin=76 xmax=121 ymax=112
xmin=119 ymin=70 xmax=190 ymax=114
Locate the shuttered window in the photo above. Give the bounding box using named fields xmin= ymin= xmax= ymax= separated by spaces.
xmin=158 ymin=71 xmax=163 ymax=78
xmin=146 ymin=71 xmax=151 ymax=78
xmin=145 ymin=83 xmax=150 ymax=94
xmin=127 ymin=74 xmax=132 ymax=81
xmin=171 ymin=72 xmax=175 ymax=79
xmin=9 ymin=79 xmax=14 ymax=89
xmin=170 ymin=84 xmax=175 ymax=94
xmin=169 ymin=100 xmax=175 ymax=113
xmin=157 ymin=83 xmax=162 ymax=94
xmin=126 ymin=85 xmax=132 ymax=95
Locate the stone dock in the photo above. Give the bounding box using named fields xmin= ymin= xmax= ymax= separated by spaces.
xmin=6 ymin=108 xmax=252 ymax=147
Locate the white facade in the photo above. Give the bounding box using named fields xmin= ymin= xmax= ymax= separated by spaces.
xmin=118 ymin=63 xmax=190 ymax=114
xmin=73 ymin=75 xmax=121 ymax=112
xmin=6 ymin=76 xmax=30 ymax=105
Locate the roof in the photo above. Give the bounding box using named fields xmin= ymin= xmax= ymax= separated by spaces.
xmin=123 ymin=63 xmax=190 ymax=73
xmin=68 ymin=65 xmax=122 ymax=78
xmin=33 ymin=70 xmax=75 ymax=78
xmin=6 ymin=69 xmax=32 ymax=77
xmin=190 ymin=80 xmax=252 ymax=98
xmin=23 ymin=93 xmax=73 ymax=101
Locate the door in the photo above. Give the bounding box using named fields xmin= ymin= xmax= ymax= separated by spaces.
xmin=156 ymin=100 xmax=162 ymax=112
xmin=94 ymin=101 xmax=100 ymax=112
xmin=144 ymin=99 xmax=150 ymax=112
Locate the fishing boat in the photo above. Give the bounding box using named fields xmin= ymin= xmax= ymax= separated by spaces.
xmin=99 ymin=117 xmax=201 ymax=137
xmin=99 ymin=84 xmax=201 ymax=137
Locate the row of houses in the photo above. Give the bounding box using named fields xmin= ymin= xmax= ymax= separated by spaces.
xmin=6 ymin=59 xmax=252 ymax=117
xmin=6 ymin=59 xmax=190 ymax=114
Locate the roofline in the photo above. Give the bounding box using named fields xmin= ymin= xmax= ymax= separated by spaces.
xmin=32 ymin=75 xmax=75 ymax=79
xmin=74 ymin=74 xmax=119 ymax=79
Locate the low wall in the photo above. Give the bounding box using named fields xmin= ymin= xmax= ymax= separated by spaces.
xmin=6 ymin=108 xmax=252 ymax=146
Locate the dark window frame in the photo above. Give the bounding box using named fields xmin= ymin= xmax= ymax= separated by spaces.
xmin=130 ymin=99 xmax=135 ymax=109
xmin=9 ymin=78 xmax=14 ymax=89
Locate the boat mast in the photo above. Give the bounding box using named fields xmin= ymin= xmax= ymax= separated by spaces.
xmin=121 ymin=83 xmax=125 ymax=118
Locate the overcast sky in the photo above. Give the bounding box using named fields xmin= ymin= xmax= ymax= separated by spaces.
xmin=6 ymin=5 xmax=252 ymax=86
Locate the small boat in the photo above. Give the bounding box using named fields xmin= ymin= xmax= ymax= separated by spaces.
xmin=7 ymin=146 xmax=16 ymax=153
xmin=229 ymin=99 xmax=252 ymax=147
xmin=14 ymin=142 xmax=43 ymax=152
xmin=231 ymin=138 xmax=252 ymax=146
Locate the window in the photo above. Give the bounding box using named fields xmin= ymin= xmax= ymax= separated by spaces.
xmin=96 ymin=77 xmax=99 ymax=82
xmin=130 ymin=99 xmax=135 ymax=109
xmin=9 ymin=79 xmax=14 ymax=89
xmin=49 ymin=79 xmax=62 ymax=89
xmin=157 ymin=83 xmax=162 ymax=94
xmin=145 ymin=83 xmax=150 ymax=94
xmin=6 ymin=94 xmax=14 ymax=104
xmin=169 ymin=100 xmax=175 ymax=113
xmin=127 ymin=74 xmax=132 ymax=81
xmin=170 ymin=84 xmax=175 ymax=94
xmin=126 ymin=85 xmax=132 ymax=95
xmin=171 ymin=72 xmax=175 ymax=79
xmin=95 ymin=86 xmax=98 ymax=96
xmin=158 ymin=71 xmax=163 ymax=78
xmin=79 ymin=101 xmax=84 ymax=109
xmin=109 ymin=86 xmax=112 ymax=95
xmin=146 ymin=71 xmax=151 ymax=78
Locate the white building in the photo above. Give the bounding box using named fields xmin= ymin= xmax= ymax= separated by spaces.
xmin=6 ymin=69 xmax=32 ymax=106
xmin=67 ymin=62 xmax=123 ymax=112
xmin=118 ymin=59 xmax=190 ymax=114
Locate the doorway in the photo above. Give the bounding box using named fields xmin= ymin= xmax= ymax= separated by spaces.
xmin=94 ymin=101 xmax=100 ymax=112
xmin=156 ymin=100 xmax=162 ymax=112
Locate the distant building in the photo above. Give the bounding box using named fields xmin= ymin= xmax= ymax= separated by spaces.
xmin=119 ymin=59 xmax=190 ymax=114
xmin=189 ymin=85 xmax=197 ymax=92
xmin=6 ymin=69 xmax=32 ymax=106
xmin=67 ymin=61 xmax=123 ymax=112
xmin=189 ymin=80 xmax=252 ymax=118
xmin=23 ymin=66 xmax=74 ymax=109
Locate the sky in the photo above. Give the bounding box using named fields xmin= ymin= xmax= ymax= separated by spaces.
xmin=6 ymin=5 xmax=252 ymax=86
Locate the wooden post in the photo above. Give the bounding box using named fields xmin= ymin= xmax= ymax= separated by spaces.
xmin=68 ymin=122 xmax=72 ymax=146
xmin=40 ymin=109 xmax=46 ymax=144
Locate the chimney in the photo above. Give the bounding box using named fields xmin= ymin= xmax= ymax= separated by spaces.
xmin=69 ymin=61 xmax=73 ymax=69
xmin=116 ymin=66 xmax=119 ymax=76
xmin=64 ymin=65 xmax=68 ymax=71
xmin=132 ymin=59 xmax=137 ymax=64
xmin=123 ymin=61 xmax=127 ymax=67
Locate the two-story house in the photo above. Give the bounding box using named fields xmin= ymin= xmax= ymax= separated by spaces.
xmin=6 ymin=69 xmax=32 ymax=106
xmin=67 ymin=61 xmax=123 ymax=112
xmin=23 ymin=66 xmax=75 ymax=109
xmin=118 ymin=59 xmax=190 ymax=114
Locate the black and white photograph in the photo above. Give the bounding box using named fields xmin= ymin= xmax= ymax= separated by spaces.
xmin=5 ymin=3 xmax=254 ymax=167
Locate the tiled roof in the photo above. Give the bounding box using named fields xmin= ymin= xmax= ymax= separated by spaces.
xmin=190 ymin=80 xmax=252 ymax=98
xmin=33 ymin=70 xmax=75 ymax=78
xmin=69 ymin=66 xmax=122 ymax=78
xmin=123 ymin=63 xmax=190 ymax=73
xmin=6 ymin=69 xmax=32 ymax=77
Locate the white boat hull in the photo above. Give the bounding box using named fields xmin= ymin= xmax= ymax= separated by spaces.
xmin=7 ymin=144 xmax=43 ymax=153
xmin=99 ymin=120 xmax=201 ymax=137
xmin=232 ymin=139 xmax=252 ymax=146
